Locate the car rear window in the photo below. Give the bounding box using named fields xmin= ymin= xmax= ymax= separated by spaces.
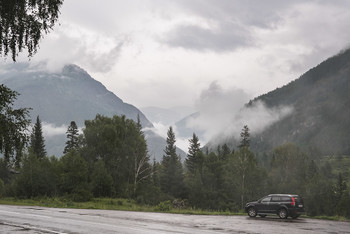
xmin=271 ymin=196 xmax=281 ymax=202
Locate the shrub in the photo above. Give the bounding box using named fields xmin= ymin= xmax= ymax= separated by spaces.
xmin=155 ymin=200 xmax=172 ymax=212
xmin=0 ymin=178 xmax=4 ymax=197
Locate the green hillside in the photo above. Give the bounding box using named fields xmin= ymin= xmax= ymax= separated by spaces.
xmin=248 ymin=49 xmax=350 ymax=155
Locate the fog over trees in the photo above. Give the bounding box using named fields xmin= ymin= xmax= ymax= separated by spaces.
xmin=0 ymin=92 xmax=349 ymax=218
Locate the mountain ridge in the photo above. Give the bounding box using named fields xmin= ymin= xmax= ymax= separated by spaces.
xmin=1 ymin=63 xmax=188 ymax=159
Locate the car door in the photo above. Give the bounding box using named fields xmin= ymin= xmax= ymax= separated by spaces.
xmin=256 ymin=196 xmax=271 ymax=213
xmin=269 ymin=196 xmax=282 ymax=213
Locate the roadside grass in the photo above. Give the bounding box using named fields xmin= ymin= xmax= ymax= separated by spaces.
xmin=304 ymin=215 xmax=350 ymax=222
xmin=0 ymin=197 xmax=348 ymax=221
xmin=0 ymin=197 xmax=245 ymax=216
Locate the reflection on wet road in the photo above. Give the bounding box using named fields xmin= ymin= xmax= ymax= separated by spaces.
xmin=0 ymin=205 xmax=349 ymax=233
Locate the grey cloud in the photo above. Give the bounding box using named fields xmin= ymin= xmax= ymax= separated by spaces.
xmin=160 ymin=0 xmax=300 ymax=52
xmin=80 ymin=40 xmax=126 ymax=73
xmin=163 ymin=23 xmax=251 ymax=52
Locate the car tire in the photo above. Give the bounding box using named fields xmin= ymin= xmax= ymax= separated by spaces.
xmin=278 ymin=209 xmax=288 ymax=219
xmin=247 ymin=207 xmax=257 ymax=217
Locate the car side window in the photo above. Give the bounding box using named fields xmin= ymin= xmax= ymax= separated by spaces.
xmin=261 ymin=197 xmax=271 ymax=203
xmin=281 ymin=196 xmax=291 ymax=202
xmin=271 ymin=196 xmax=281 ymax=202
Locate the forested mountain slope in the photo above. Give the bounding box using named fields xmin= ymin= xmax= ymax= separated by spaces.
xmin=250 ymin=49 xmax=350 ymax=155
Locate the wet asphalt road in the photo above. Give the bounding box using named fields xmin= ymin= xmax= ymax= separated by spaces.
xmin=0 ymin=205 xmax=349 ymax=233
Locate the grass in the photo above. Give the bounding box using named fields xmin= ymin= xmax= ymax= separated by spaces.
xmin=304 ymin=215 xmax=350 ymax=222
xmin=0 ymin=197 xmax=245 ymax=216
xmin=0 ymin=197 xmax=348 ymax=221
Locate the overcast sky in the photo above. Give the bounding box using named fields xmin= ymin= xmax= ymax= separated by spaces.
xmin=14 ymin=0 xmax=350 ymax=110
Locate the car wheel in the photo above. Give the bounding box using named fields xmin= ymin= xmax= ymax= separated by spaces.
xmin=278 ymin=209 xmax=288 ymax=219
xmin=259 ymin=215 xmax=266 ymax=218
xmin=248 ymin=207 xmax=257 ymax=217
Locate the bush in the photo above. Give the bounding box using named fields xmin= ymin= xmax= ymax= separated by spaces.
xmin=336 ymin=191 xmax=350 ymax=218
xmin=155 ymin=200 xmax=172 ymax=212
xmin=0 ymin=178 xmax=4 ymax=197
xmin=71 ymin=187 xmax=92 ymax=202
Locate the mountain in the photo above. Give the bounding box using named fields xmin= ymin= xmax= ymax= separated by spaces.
xmin=140 ymin=106 xmax=195 ymax=125
xmin=1 ymin=63 xmax=152 ymax=127
xmin=217 ymin=49 xmax=350 ymax=155
xmin=1 ymin=63 xmax=185 ymax=160
xmin=175 ymin=112 xmax=204 ymax=139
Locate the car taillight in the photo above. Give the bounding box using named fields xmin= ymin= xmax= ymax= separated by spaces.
xmin=291 ymin=197 xmax=295 ymax=206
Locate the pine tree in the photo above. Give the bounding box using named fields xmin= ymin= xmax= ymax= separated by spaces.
xmin=63 ymin=121 xmax=79 ymax=154
xmin=238 ymin=125 xmax=250 ymax=149
xmin=235 ymin=125 xmax=256 ymax=209
xmin=185 ymin=133 xmax=201 ymax=174
xmin=30 ymin=116 xmax=46 ymax=158
xmin=160 ymin=126 xmax=184 ymax=198
xmin=136 ymin=114 xmax=143 ymax=134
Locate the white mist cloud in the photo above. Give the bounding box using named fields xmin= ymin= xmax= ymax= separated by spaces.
xmin=144 ymin=122 xmax=191 ymax=154
xmin=42 ymin=122 xmax=68 ymax=138
xmin=186 ymin=82 xmax=293 ymax=145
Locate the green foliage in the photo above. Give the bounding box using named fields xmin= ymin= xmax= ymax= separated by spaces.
xmin=63 ymin=121 xmax=79 ymax=154
xmin=238 ymin=125 xmax=250 ymax=149
xmin=14 ymin=153 xmax=58 ymax=198
xmin=1 ymin=113 xmax=349 ymax=219
xmin=185 ymin=133 xmax=201 ymax=174
xmin=0 ymin=178 xmax=4 ymax=197
xmin=30 ymin=116 xmax=47 ymax=158
xmin=160 ymin=126 xmax=185 ymax=198
xmin=0 ymin=84 xmax=30 ymax=165
xmin=82 ymin=114 xmax=149 ymax=198
xmin=269 ymin=143 xmax=308 ymax=194
xmin=90 ymin=160 xmax=114 ymax=197
xmin=59 ymin=150 xmax=91 ymax=201
xmin=336 ymin=190 xmax=350 ymax=218
xmin=155 ymin=200 xmax=172 ymax=212
xmin=0 ymin=0 xmax=64 ymax=61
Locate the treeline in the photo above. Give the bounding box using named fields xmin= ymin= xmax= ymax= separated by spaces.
xmin=0 ymin=84 xmax=349 ymax=217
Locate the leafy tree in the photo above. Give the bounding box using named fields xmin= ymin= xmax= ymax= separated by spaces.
xmin=269 ymin=143 xmax=308 ymax=194
xmin=160 ymin=126 xmax=184 ymax=198
xmin=14 ymin=152 xmax=58 ymax=197
xmin=30 ymin=115 xmax=46 ymax=158
xmin=0 ymin=178 xmax=4 ymax=197
xmin=0 ymin=84 xmax=30 ymax=165
xmin=59 ymin=150 xmax=91 ymax=201
xmin=82 ymin=114 xmax=149 ymax=198
xmin=90 ymin=160 xmax=114 ymax=197
xmin=132 ymin=114 xmax=152 ymax=195
xmin=234 ymin=147 xmax=257 ymax=209
xmin=334 ymin=173 xmax=347 ymax=205
xmin=0 ymin=0 xmax=64 ymax=61
xmin=63 ymin=121 xmax=79 ymax=154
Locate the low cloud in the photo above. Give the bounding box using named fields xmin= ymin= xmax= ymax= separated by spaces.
xmin=163 ymin=23 xmax=251 ymax=52
xmin=185 ymin=82 xmax=293 ymax=145
xmin=42 ymin=122 xmax=68 ymax=138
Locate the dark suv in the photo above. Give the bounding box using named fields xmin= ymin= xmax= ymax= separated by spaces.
xmin=245 ymin=194 xmax=305 ymax=219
